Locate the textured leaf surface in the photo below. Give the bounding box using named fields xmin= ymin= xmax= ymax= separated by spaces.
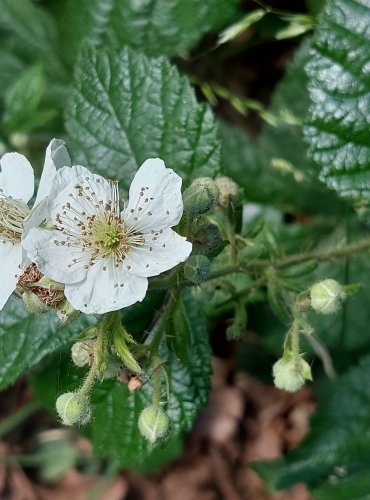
xmin=220 ymin=42 xmax=344 ymax=214
xmin=60 ymin=0 xmax=240 ymax=61
xmin=33 ymin=293 xmax=212 ymax=469
xmin=305 ymin=0 xmax=370 ymax=206
xmin=66 ymin=45 xmax=220 ymax=188
xmin=0 ymin=297 xmax=96 ymax=390
xmin=253 ymin=355 xmax=370 ymax=493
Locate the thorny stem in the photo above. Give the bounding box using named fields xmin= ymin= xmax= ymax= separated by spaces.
xmin=150 ymin=237 xmax=370 ymax=294
xmin=79 ymin=359 xmax=99 ymax=398
xmin=253 ymin=237 xmax=370 ymax=270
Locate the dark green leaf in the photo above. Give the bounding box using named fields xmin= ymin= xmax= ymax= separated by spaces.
xmin=220 ymin=42 xmax=345 ymax=214
xmin=305 ymin=0 xmax=370 ymax=209
xmin=253 ymin=355 xmax=370 ymax=492
xmin=166 ymin=296 xmax=191 ymax=364
xmin=0 ymin=296 xmax=96 ymax=390
xmin=314 ymin=470 xmax=370 ymax=500
xmin=66 ymin=45 xmax=220 ymax=188
xmin=59 ymin=0 xmax=241 ymax=62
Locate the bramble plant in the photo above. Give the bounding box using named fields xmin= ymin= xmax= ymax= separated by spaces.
xmin=2 ymin=0 xmax=370 ymax=495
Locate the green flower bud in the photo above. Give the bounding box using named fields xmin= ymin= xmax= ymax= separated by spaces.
xmin=184 ymin=255 xmax=211 ymax=284
xmin=22 ymin=291 xmax=49 ymax=314
xmin=272 ymin=356 xmax=312 ymax=393
xmin=138 ymin=405 xmax=169 ymax=444
xmin=183 ymin=177 xmax=219 ymax=220
xmin=56 ymin=392 xmax=92 ymax=426
xmin=215 ymin=176 xmax=238 ymax=207
xmin=192 ymin=222 xmax=222 ymax=254
xmin=310 ymin=279 xmax=346 ymax=315
xmin=71 ymin=340 xmax=95 ymax=367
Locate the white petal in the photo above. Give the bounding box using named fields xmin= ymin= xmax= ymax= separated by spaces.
xmin=65 ymin=259 xmax=148 ymax=314
xmin=123 ymin=158 xmax=184 ymax=233
xmin=123 ymin=228 xmax=192 ymax=277
xmin=22 ymin=227 xmax=91 ymax=284
xmin=0 ymin=153 xmax=34 ymax=202
xmin=47 ymin=165 xmax=112 ymax=218
xmin=0 ymin=242 xmax=23 ymax=310
xmin=22 ymin=198 xmax=48 ymax=239
xmin=34 ymin=139 xmax=71 ymax=206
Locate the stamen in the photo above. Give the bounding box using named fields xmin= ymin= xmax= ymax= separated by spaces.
xmin=0 ymin=196 xmax=30 ymax=244
xmin=52 ymin=180 xmax=145 ymax=267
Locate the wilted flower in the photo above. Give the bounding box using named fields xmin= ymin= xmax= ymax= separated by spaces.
xmin=23 ymin=159 xmax=192 ymax=314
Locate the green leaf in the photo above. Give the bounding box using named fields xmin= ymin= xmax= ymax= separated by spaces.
xmin=0 ymin=0 xmax=65 ymax=79
xmin=59 ymin=0 xmax=241 ymax=62
xmin=33 ymin=293 xmax=212 ymax=469
xmin=314 ymin=470 xmax=370 ymax=500
xmin=253 ymin=355 xmax=370 ymax=493
xmin=305 ymin=0 xmax=370 ymax=208
xmin=3 ymin=64 xmax=56 ymax=133
xmin=66 ymin=45 xmax=220 ymax=188
xmin=166 ymin=296 xmax=191 ymax=365
xmin=0 ymin=46 xmax=25 ymax=97
xmin=0 ymin=297 xmax=96 ymax=390
xmin=220 ymin=41 xmax=345 ymax=214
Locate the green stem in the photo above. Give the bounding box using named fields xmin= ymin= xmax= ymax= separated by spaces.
xmin=270 ymin=238 xmax=370 ymax=269
xmin=0 ymin=400 xmax=40 ymax=438
xmin=148 ymin=294 xmax=178 ymax=356
xmin=102 ymin=310 xmax=121 ymax=330
xmin=151 ymin=237 xmax=370 ymax=294
xmin=79 ymin=359 xmax=99 ymax=398
xmin=151 ymin=357 xmax=163 ymax=406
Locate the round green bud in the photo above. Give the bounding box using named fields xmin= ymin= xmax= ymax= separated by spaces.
xmin=184 ymin=255 xmax=211 ymax=284
xmin=22 ymin=291 xmax=49 ymax=314
xmin=56 ymin=392 xmax=91 ymax=426
xmin=183 ymin=177 xmax=219 ymax=220
xmin=138 ymin=405 xmax=169 ymax=444
xmin=192 ymin=222 xmax=222 ymax=254
xmin=310 ymin=279 xmax=346 ymax=315
xmin=215 ymin=176 xmax=238 ymax=207
xmin=71 ymin=340 xmax=95 ymax=367
xmin=272 ymin=357 xmax=312 ymax=393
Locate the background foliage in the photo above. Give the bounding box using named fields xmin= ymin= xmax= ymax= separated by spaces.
xmin=1 ymin=0 xmax=370 ymax=497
